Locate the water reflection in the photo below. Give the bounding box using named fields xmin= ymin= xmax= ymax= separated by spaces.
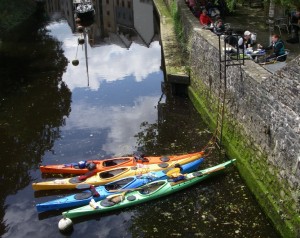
xmin=63 ymin=39 xmax=162 ymax=90
xmin=41 ymin=0 xmax=162 ymax=158
xmin=0 ymin=1 xmax=280 ymax=238
xmin=45 ymin=0 xmax=159 ymax=90
xmin=0 ymin=5 xmax=71 ymax=236
xmin=1 ymin=1 xmax=163 ymax=236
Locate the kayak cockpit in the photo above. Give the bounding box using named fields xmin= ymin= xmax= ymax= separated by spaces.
xmin=138 ymin=181 xmax=166 ymax=195
xmin=104 ymin=177 xmax=135 ymax=191
xmin=99 ymin=168 xmax=129 ymax=179
xmin=102 ymin=158 xmax=132 ymax=167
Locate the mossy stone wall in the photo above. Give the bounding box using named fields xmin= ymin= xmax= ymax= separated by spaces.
xmin=160 ymin=0 xmax=300 ymax=237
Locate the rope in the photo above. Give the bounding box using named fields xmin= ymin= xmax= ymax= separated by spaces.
xmin=199 ymin=132 xmax=218 ymax=158
xmin=75 ymin=44 xmax=79 ymax=59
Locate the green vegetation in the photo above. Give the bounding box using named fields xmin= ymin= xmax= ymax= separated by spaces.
xmin=267 ymin=0 xmax=300 ymax=9
xmin=188 ymin=77 xmax=300 ymax=238
xmin=0 ymin=0 xmax=36 ymax=33
xmin=224 ymin=0 xmax=300 ymax=11
xmin=170 ymin=2 xmax=189 ymax=61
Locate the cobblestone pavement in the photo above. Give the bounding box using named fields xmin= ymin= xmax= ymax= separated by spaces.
xmin=224 ymin=4 xmax=300 ymax=62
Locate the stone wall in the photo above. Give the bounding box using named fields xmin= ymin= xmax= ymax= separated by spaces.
xmin=162 ymin=0 xmax=300 ymax=237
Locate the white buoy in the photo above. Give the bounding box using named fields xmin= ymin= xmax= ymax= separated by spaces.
xmin=58 ymin=217 xmax=73 ymax=232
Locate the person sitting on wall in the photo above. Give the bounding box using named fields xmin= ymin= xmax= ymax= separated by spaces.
xmin=206 ymin=1 xmax=221 ymax=19
xmin=185 ymin=0 xmax=201 ymax=18
xmin=199 ymin=9 xmax=214 ymax=27
xmin=213 ymin=17 xmax=225 ymax=34
xmin=238 ymin=31 xmax=253 ymax=50
xmin=257 ymin=34 xmax=286 ymax=62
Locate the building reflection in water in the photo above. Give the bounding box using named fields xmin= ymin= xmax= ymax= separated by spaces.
xmin=45 ymin=0 xmax=157 ymax=49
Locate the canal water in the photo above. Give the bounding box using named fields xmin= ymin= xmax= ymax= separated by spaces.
xmin=0 ymin=1 xmax=280 ymax=237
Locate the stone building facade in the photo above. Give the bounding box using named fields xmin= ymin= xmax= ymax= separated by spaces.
xmin=160 ymin=0 xmax=300 ymax=237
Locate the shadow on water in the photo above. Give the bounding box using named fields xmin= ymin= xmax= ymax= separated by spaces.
xmin=0 ymin=1 xmax=280 ymax=238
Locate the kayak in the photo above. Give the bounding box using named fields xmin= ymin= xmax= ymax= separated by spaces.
xmin=36 ymin=158 xmax=204 ymax=212
xmin=39 ymin=151 xmax=205 ymax=174
xmin=33 ymin=154 xmax=202 ymax=191
xmin=32 ymin=154 xmax=202 ymax=191
xmin=61 ymin=159 xmax=235 ymax=220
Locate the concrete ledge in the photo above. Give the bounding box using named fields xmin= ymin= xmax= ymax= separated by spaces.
xmin=153 ymin=0 xmax=189 ymax=85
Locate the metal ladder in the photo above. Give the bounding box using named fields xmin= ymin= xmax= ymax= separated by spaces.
xmin=215 ymin=34 xmax=244 ymax=148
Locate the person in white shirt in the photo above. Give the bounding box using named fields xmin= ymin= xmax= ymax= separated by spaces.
xmin=238 ymin=31 xmax=252 ymax=50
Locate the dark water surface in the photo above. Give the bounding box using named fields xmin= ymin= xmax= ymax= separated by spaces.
xmin=0 ymin=1 xmax=279 ymax=237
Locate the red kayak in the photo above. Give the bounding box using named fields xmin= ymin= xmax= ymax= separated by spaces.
xmin=39 ymin=151 xmax=205 ymax=175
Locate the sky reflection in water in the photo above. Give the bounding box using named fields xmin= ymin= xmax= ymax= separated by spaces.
xmin=43 ymin=21 xmax=163 ymax=160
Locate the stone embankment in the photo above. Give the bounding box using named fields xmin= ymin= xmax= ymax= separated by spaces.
xmin=154 ymin=0 xmax=300 ymax=237
xmin=154 ymin=0 xmax=189 ymax=85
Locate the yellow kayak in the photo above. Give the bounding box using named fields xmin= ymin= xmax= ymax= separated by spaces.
xmin=32 ymin=154 xmax=202 ymax=191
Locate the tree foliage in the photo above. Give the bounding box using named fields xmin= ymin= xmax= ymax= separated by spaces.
xmin=275 ymin=0 xmax=300 ymax=9
xmin=224 ymin=0 xmax=300 ymax=11
xmin=0 ymin=0 xmax=36 ymax=33
xmin=0 ymin=4 xmax=70 ymax=233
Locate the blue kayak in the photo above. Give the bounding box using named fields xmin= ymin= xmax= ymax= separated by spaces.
xmin=36 ymin=158 xmax=204 ymax=212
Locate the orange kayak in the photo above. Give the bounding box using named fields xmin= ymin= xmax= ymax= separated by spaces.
xmin=39 ymin=151 xmax=205 ymax=175
xmin=33 ymin=154 xmax=203 ymax=191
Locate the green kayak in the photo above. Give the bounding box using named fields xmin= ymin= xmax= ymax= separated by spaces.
xmin=62 ymin=159 xmax=236 ymax=220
